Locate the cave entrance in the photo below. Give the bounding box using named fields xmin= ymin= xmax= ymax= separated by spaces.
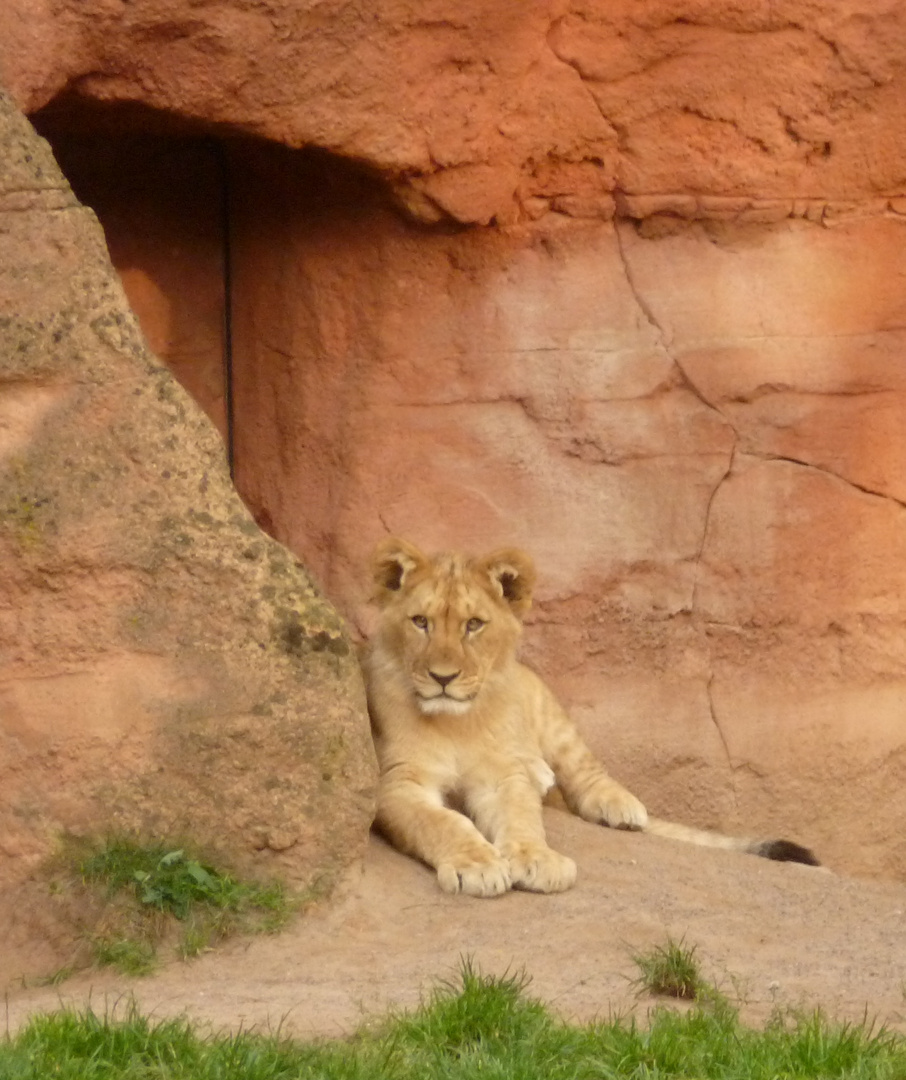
xmin=28 ymin=102 xmax=471 ymax=600
xmin=33 ymin=121 xmax=235 ymax=455
xmin=30 ymin=106 xmax=391 ymax=527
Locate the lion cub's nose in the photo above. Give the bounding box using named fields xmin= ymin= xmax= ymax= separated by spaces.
xmin=429 ymin=671 xmax=460 ymax=689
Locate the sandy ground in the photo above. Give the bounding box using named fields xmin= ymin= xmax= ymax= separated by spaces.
xmin=6 ymin=809 xmax=906 ymax=1040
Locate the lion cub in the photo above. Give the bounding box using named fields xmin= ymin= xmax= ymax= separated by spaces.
xmin=361 ymin=538 xmax=818 ymax=897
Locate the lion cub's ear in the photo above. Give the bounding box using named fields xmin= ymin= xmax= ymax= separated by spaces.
xmin=477 ymin=548 xmax=536 ymax=617
xmin=371 ymin=537 xmax=428 ymax=604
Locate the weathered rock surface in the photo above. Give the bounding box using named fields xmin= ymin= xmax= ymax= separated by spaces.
xmin=3 ymin=1 xmax=906 ymax=226
xmin=0 ymin=91 xmax=376 ymax=980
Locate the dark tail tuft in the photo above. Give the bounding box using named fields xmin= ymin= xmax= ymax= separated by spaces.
xmin=757 ymin=839 xmax=820 ymax=866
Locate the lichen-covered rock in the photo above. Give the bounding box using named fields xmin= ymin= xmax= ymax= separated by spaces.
xmin=0 ymin=89 xmax=376 ymax=978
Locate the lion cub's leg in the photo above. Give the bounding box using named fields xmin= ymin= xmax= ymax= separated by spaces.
xmin=558 ymin=757 xmax=648 ymax=830
xmin=377 ymin=777 xmax=512 ymax=897
xmin=538 ymin=695 xmax=648 ymax=830
xmin=466 ymin=773 xmax=577 ymax=894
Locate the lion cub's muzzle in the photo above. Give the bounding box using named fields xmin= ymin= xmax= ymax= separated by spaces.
xmin=415 ymin=669 xmax=477 ymax=716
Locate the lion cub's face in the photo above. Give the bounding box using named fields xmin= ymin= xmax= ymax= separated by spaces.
xmin=370 ymin=538 xmax=537 ymax=716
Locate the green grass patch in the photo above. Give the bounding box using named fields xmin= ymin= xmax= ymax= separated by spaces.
xmin=3 ymin=959 xmax=905 ymax=1080
xmin=61 ymin=836 xmax=298 ymax=976
xmin=79 ymin=839 xmax=291 ymax=925
xmin=631 ymin=935 xmax=706 ymax=1000
xmin=89 ymin=937 xmax=157 ymax=977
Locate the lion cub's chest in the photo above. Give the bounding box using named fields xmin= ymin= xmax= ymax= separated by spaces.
xmin=416 ymin=705 xmax=554 ymax=799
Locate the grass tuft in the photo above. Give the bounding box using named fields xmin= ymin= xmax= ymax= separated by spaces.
xmin=90 ymin=937 xmax=157 ymax=977
xmin=631 ymin=935 xmax=706 ymax=1000
xmin=79 ymin=840 xmax=289 ymax=923
xmin=383 ymin=958 xmax=552 ymax=1066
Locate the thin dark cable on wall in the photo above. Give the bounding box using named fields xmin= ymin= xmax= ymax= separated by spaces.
xmin=211 ymin=138 xmax=235 ymax=478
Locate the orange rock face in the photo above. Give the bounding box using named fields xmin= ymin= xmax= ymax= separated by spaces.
xmin=6 ymin=1 xmax=906 ymax=224
xmin=3 ymin=1 xmax=906 ymax=883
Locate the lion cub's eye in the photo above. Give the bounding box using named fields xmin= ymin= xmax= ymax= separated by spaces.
xmin=465 ymin=617 xmax=485 ymax=635
xmin=411 ymin=615 xmax=429 ymax=632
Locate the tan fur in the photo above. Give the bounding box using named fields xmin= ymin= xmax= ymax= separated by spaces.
xmin=362 ymin=538 xmax=816 ymax=897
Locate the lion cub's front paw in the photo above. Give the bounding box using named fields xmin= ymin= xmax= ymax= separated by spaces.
xmin=504 ymin=843 xmax=577 ymax=894
xmin=437 ymin=851 xmax=512 ymax=897
xmin=593 ymin=784 xmax=648 ymax=831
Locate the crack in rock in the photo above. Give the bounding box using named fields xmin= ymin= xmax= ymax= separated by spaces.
xmin=745 ymin=450 xmax=906 ymax=512
xmin=544 ymin=14 xmax=621 ymax=145
xmin=613 ymin=221 xmax=731 ymax=421
xmin=613 ymin=220 xmax=674 ymax=350
xmin=689 ymin=442 xmax=736 ymax=616
xmin=706 ymin=672 xmax=738 ymax=815
xmin=613 ymin=221 xmax=739 ymax=603
xmin=614 ymin=222 xmax=743 ymax=809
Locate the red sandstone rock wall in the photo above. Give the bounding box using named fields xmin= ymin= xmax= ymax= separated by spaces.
xmin=3 ymin=1 xmax=906 ymax=879
xmin=6 ymin=1 xmax=906 ymax=223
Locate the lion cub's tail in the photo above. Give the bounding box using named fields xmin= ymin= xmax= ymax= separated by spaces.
xmin=643 ymin=818 xmax=820 ymax=866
